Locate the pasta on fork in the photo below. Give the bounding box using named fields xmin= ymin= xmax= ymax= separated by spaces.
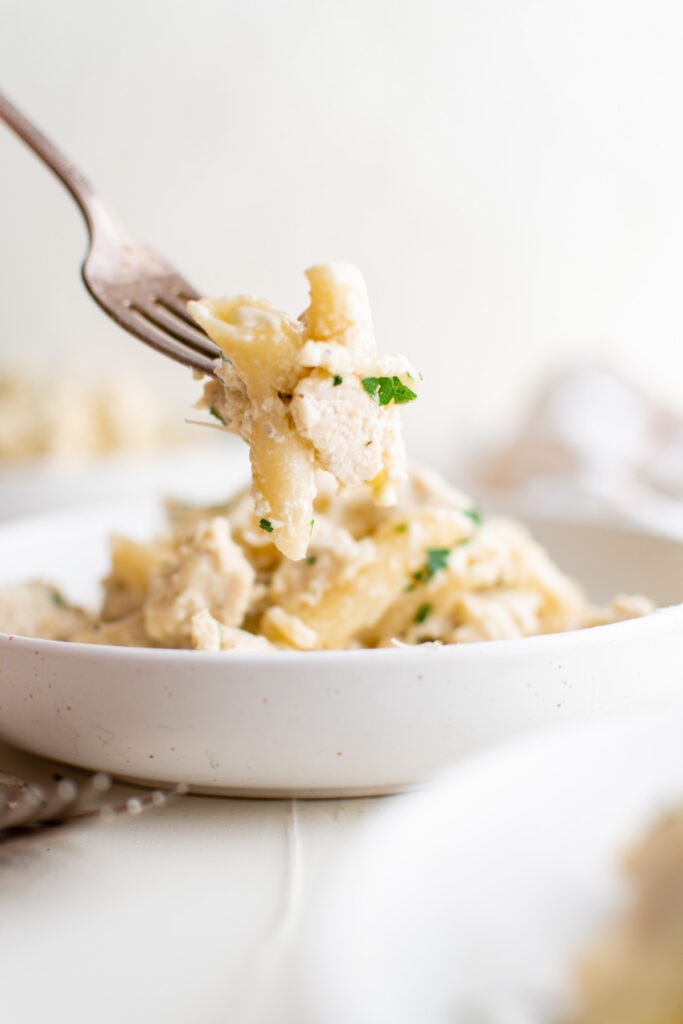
xmin=189 ymin=263 xmax=419 ymax=560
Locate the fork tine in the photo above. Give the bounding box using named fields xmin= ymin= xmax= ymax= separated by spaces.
xmin=113 ymin=305 xmax=219 ymax=376
xmin=158 ymin=293 xmax=205 ymax=331
xmin=132 ymin=299 xmax=222 ymax=361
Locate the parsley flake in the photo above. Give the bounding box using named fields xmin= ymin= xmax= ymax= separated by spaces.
xmin=395 ymin=523 xmax=408 ymax=533
xmin=415 ymin=603 xmax=432 ymax=624
xmin=49 ymin=589 xmax=66 ymax=608
xmin=306 ymin=555 xmax=317 ymax=565
xmin=410 ymin=547 xmax=451 ymax=587
xmin=361 ymin=376 xmax=418 ymax=406
xmin=259 ymin=518 xmax=274 ymax=533
xmin=333 ymin=375 xmax=343 ymax=386
xmin=426 ymin=548 xmax=450 ymax=577
xmin=464 ymin=506 xmax=483 ymax=525
xmin=208 ymin=406 xmax=227 ymax=426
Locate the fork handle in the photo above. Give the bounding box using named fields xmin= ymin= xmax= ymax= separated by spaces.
xmin=0 ymin=91 xmax=121 ymax=241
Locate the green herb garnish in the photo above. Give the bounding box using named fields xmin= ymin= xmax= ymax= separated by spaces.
xmin=333 ymin=375 xmax=343 ymax=386
xmin=411 ymin=547 xmax=451 ymax=586
xmin=208 ymin=406 xmax=227 ymax=426
xmin=415 ymin=603 xmax=432 ymax=624
xmin=361 ymin=376 xmax=418 ymax=406
xmin=464 ymin=506 xmax=483 ymax=525
xmin=426 ymin=548 xmax=450 ymax=577
xmin=49 ymin=590 xmax=66 ymax=608
xmin=259 ymin=518 xmax=274 ymax=533
xmin=395 ymin=523 xmax=408 ymax=533
xmin=306 ymin=555 xmax=317 ymax=565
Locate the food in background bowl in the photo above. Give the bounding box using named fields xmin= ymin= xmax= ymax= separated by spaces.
xmin=0 ymin=366 xmax=186 ymax=460
xmin=572 ymin=805 xmax=683 ymax=1023
xmin=0 ymin=363 xmax=233 ymax=521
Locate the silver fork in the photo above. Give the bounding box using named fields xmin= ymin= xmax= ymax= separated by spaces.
xmin=0 ymin=769 xmax=187 ymax=839
xmin=0 ymin=91 xmax=221 ymax=377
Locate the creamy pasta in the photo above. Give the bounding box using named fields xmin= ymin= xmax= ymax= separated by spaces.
xmin=189 ymin=263 xmax=419 ymax=560
xmin=0 ymin=463 xmax=652 ymax=651
xmin=0 ymin=263 xmax=654 ymax=651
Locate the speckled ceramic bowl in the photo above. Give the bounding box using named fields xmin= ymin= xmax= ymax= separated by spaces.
xmin=0 ymin=504 xmax=682 ymax=795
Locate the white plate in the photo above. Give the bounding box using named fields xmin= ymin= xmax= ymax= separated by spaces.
xmin=0 ymin=505 xmax=682 ymax=796
xmin=297 ymin=710 xmax=683 ymax=1023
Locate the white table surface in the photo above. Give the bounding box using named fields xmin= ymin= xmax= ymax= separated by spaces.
xmin=0 ymin=737 xmax=388 ymax=1024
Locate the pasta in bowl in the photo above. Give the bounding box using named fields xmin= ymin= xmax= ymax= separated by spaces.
xmin=0 ymin=264 xmax=653 ymax=654
xmin=0 ymin=463 xmax=654 ymax=653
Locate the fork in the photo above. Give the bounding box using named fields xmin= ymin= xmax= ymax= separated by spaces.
xmin=0 ymin=768 xmax=187 ymax=839
xmin=0 ymin=91 xmax=221 ymax=376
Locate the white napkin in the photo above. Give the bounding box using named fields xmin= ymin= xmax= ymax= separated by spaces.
xmin=474 ymin=360 xmax=683 ymax=536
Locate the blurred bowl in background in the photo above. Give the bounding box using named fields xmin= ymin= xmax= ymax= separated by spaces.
xmin=0 ymin=441 xmax=248 ymax=521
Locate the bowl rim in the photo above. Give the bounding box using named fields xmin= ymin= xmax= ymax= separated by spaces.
xmin=0 ymin=500 xmax=681 ymax=667
xmin=0 ymin=601 xmax=680 ymax=666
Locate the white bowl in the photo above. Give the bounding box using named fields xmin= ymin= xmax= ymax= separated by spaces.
xmin=0 ymin=505 xmax=682 ymax=796
xmin=295 ymin=710 xmax=683 ymax=1022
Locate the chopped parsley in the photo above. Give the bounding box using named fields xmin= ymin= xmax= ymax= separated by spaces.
xmin=415 ymin=603 xmax=432 ymax=624
xmin=361 ymin=376 xmax=418 ymax=406
xmin=306 ymin=555 xmax=317 ymax=565
xmin=208 ymin=406 xmax=227 ymax=426
xmin=49 ymin=589 xmax=66 ymax=608
xmin=411 ymin=547 xmax=451 ymax=586
xmin=426 ymin=547 xmax=450 ymax=577
xmin=258 ymin=518 xmax=274 ymax=533
xmin=464 ymin=505 xmax=483 ymax=525
xmin=333 ymin=375 xmax=343 ymax=386
xmin=395 ymin=523 xmax=408 ymax=533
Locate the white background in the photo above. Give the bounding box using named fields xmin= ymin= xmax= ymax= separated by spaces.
xmin=2 ymin=0 xmax=683 ymax=473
